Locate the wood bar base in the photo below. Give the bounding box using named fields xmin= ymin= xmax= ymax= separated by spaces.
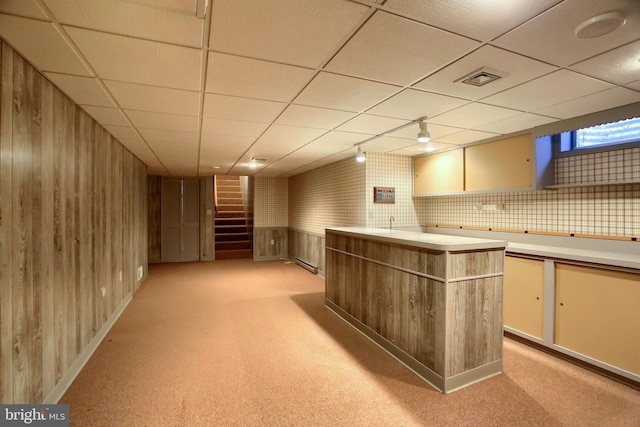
xmin=325 ymin=228 xmax=507 ymax=393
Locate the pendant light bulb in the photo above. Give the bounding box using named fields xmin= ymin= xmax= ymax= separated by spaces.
xmin=417 ymin=120 xmax=430 ymax=143
xmin=356 ymin=146 xmax=366 ymax=162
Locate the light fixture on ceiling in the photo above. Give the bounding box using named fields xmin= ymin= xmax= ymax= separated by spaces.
xmin=417 ymin=120 xmax=430 ymax=143
xmin=249 ymin=156 xmax=266 ymax=168
xmin=355 ymin=145 xmax=366 ymax=163
xmin=575 ymin=11 xmax=626 ymax=39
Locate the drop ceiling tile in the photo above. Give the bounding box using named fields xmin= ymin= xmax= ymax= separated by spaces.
xmin=65 ymin=27 xmax=201 ymax=90
xmin=44 ymin=73 xmax=114 ymax=107
xmin=337 ymin=114 xmax=410 ymax=134
xmin=570 ymin=40 xmax=640 ymax=85
xmin=128 ymin=0 xmax=195 ymax=13
xmin=206 ymin=53 xmax=315 ymax=102
xmin=200 ymin=135 xmax=255 ymax=173
xmin=200 ymin=133 xmax=256 ymax=164
xmin=203 ymin=94 xmax=286 ymax=122
xmin=259 ymin=125 xmax=326 ymax=145
xmin=482 ymin=70 xmax=616 ymax=111
xmin=475 ymin=113 xmax=559 ymax=134
xmin=438 ymin=129 xmax=500 ymax=145
xmin=533 ymin=87 xmax=640 ymax=119
xmin=390 ymin=142 xmax=458 ymax=155
xmin=493 ymin=0 xmax=640 ymax=66
xmin=311 ymin=130 xmax=375 ymax=148
xmin=325 ymin=11 xmax=479 ymax=85
xmin=209 ymin=0 xmax=370 ymax=67
xmin=0 ymin=15 xmax=91 ymax=75
xmin=384 ymin=0 xmax=562 ymax=42
xmin=294 ymin=72 xmax=399 ymax=112
xmin=138 ymin=129 xmax=199 ymax=144
xmin=104 ymin=81 xmax=200 ymax=115
xmin=104 ymin=125 xmax=141 ymax=141
xmin=81 ymin=106 xmax=129 ymax=126
xmin=430 ymin=103 xmax=522 ymax=128
xmin=367 ymin=89 xmax=469 ymax=120
xmin=360 ymin=136 xmax=416 ymax=152
xmin=628 ymin=80 xmax=640 ymax=91
xmin=386 ymin=122 xmax=465 ymax=140
xmin=249 ymin=125 xmax=327 ymax=160
xmin=150 ymin=140 xmax=198 ymax=176
xmin=0 ymin=0 xmax=48 ymax=19
xmin=286 ymin=137 xmax=357 ymax=156
xmin=202 ymin=118 xmax=268 ymax=138
xmin=43 ymin=0 xmax=202 ymax=47
xmin=273 ymin=151 xmax=356 ymax=177
xmin=125 ymin=110 xmax=198 ymax=132
xmin=275 ymin=105 xmax=356 ymax=130
xmin=117 ymin=137 xmax=166 ymax=173
xmin=413 ymin=45 xmax=558 ymax=100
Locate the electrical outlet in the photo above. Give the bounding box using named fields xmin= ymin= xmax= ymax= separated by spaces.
xmin=137 ymin=266 xmax=143 ymax=281
xmin=270 ymin=239 xmax=275 ymax=245
xmin=119 ymin=270 xmax=122 ymax=281
xmin=100 ymin=287 xmax=106 ymax=298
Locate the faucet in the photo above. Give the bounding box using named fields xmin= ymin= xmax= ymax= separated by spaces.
xmin=389 ymin=216 xmax=395 ymax=230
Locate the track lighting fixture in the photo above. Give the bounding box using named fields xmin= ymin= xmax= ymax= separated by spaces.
xmin=417 ymin=120 xmax=430 ymax=143
xmin=355 ymin=145 xmax=366 ymax=163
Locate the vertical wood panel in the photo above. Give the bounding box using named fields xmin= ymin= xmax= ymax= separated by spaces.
xmin=0 ymin=40 xmax=148 ymax=404
xmin=0 ymin=40 xmax=15 ymax=404
xmin=40 ymin=79 xmax=55 ymax=396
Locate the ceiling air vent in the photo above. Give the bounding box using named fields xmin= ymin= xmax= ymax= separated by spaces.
xmin=455 ymin=67 xmax=508 ymax=87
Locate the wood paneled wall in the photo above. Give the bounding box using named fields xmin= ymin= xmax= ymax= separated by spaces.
xmin=0 ymin=40 xmax=147 ymax=404
xmin=288 ymin=229 xmax=325 ymax=274
xmin=254 ymin=227 xmax=288 ymax=260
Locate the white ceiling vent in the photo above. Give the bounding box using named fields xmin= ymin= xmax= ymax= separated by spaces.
xmin=455 ymin=67 xmax=508 ymax=87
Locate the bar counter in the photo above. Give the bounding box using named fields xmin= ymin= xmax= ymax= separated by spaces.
xmin=325 ymin=227 xmax=507 ymax=393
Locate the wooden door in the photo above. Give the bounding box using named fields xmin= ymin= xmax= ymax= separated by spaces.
xmin=161 ymin=178 xmax=200 ymax=262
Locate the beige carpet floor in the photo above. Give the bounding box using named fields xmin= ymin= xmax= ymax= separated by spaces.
xmin=60 ymin=259 xmax=640 ymax=426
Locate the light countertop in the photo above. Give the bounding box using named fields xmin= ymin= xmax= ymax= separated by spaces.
xmin=327 ymin=227 xmax=507 ymax=252
xmin=507 ymin=242 xmax=640 ymax=270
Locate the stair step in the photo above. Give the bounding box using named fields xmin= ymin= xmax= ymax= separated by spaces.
xmin=215 ymin=225 xmax=248 ymax=234
xmin=215 ymin=218 xmax=247 ymax=226
xmin=217 ymin=205 xmax=245 ymax=212
xmin=215 ymin=249 xmax=252 ymax=260
xmin=216 ymin=232 xmax=249 ymax=242
xmin=218 ymin=198 xmax=243 ymax=205
xmin=216 ymin=240 xmax=252 ymax=251
xmin=215 ymin=211 xmax=245 ymax=218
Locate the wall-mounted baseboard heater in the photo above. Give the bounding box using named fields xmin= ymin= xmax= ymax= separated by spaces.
xmin=294 ymin=257 xmax=318 ymax=274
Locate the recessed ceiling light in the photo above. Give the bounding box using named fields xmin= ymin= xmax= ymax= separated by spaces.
xmin=575 ymin=12 xmax=626 ymax=39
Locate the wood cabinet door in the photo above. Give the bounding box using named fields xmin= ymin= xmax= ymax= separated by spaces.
xmin=465 ymin=134 xmax=533 ymax=191
xmin=413 ymin=149 xmax=464 ymax=195
xmin=504 ymin=256 xmax=544 ymax=339
xmin=555 ymin=263 xmax=640 ymax=375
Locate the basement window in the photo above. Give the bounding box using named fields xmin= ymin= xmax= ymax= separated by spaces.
xmin=560 ymin=116 xmax=640 ymax=152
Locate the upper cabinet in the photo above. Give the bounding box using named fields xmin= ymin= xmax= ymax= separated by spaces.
xmin=413 ymin=132 xmax=553 ymax=196
xmin=413 ymin=149 xmax=464 ymax=195
xmin=465 ymin=134 xmax=533 ymax=192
